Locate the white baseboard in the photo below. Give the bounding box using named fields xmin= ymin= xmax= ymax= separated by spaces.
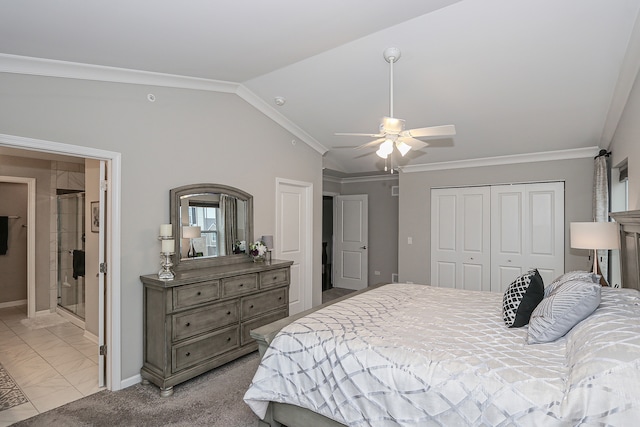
xmin=120 ymin=374 xmax=142 ymax=390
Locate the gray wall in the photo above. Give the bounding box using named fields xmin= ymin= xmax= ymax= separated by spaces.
xmin=609 ymin=67 xmax=640 ymax=209
xmin=0 ymin=156 xmax=52 ymax=308
xmin=0 ymin=181 xmax=28 ymax=303
xmin=0 ymin=72 xmax=323 ymax=384
xmin=398 ymin=157 xmax=595 ymax=285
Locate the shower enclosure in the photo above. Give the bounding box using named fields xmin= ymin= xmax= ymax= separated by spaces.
xmin=57 ymin=191 xmax=85 ymax=320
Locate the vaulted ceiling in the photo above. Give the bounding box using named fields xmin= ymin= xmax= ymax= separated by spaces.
xmin=1 ymin=0 xmax=639 ymax=175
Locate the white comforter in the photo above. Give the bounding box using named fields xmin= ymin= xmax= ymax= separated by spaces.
xmin=244 ymin=284 xmax=640 ymax=426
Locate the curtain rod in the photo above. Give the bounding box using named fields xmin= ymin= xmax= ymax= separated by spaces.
xmin=595 ymin=149 xmax=611 ymax=159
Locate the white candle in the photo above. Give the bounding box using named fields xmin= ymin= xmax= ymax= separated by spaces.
xmin=161 ymin=239 xmax=174 ymax=253
xmin=160 ymin=224 xmax=172 ymax=237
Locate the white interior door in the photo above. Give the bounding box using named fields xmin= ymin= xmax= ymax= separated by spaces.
xmin=491 ymin=182 xmax=564 ymax=292
xmin=334 ymin=194 xmax=368 ymax=290
xmin=97 ymin=161 xmax=106 ymax=387
xmin=276 ymin=179 xmax=312 ymax=315
xmin=431 ymin=187 xmax=491 ymax=291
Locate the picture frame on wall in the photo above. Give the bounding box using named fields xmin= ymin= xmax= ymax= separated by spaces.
xmin=91 ymin=201 xmax=99 ymax=233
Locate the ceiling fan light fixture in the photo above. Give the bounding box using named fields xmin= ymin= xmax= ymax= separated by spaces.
xmin=376 ymin=139 xmax=393 ymax=158
xmin=382 ymin=116 xmax=404 ymax=134
xmin=396 ymin=140 xmax=411 ymax=156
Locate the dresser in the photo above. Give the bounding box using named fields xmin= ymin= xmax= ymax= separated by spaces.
xmin=140 ymin=259 xmax=292 ymax=396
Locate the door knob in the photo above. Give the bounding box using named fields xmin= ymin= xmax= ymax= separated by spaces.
xmin=360 ymin=246 xmax=367 ymax=249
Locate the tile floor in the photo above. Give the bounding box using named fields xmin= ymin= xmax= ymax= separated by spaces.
xmin=0 ymin=305 xmax=102 ymax=426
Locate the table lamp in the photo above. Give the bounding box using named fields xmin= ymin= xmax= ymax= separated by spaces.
xmin=182 ymin=225 xmax=201 ymax=258
xmin=570 ymin=221 xmax=619 ymax=284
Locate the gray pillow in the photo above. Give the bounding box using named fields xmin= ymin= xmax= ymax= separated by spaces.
xmin=528 ymin=280 xmax=601 ymax=344
xmin=544 ymin=270 xmax=600 ymax=297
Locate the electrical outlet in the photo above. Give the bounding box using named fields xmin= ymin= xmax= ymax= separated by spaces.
xmin=374 ymin=271 xmax=380 ymax=276
xmin=408 ymin=237 xmax=413 ymax=244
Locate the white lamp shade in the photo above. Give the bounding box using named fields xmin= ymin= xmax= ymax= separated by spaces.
xmin=395 ymin=140 xmax=411 ymax=156
xmin=570 ymin=222 xmax=619 ymax=250
xmin=261 ymin=235 xmax=274 ymax=249
xmin=182 ymin=225 xmax=201 ymax=239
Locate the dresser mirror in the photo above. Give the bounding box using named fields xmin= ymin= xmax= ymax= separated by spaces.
xmin=170 ymin=183 xmax=253 ymax=270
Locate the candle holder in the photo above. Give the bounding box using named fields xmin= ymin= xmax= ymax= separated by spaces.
xmin=158 ymin=235 xmax=175 ymax=280
xmin=158 ymin=251 xmax=175 ymax=280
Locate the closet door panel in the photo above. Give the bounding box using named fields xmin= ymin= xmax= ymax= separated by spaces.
xmin=491 ymin=186 xmax=525 ymax=292
xmin=435 ymin=261 xmax=456 ymax=288
xmin=526 ymin=183 xmax=564 ymax=281
xmin=431 ymin=187 xmax=490 ymax=291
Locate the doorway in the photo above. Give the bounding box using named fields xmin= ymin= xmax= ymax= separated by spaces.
xmin=322 ymin=195 xmax=334 ymax=291
xmin=275 ymin=178 xmax=313 ymax=315
xmin=0 ymin=132 xmax=121 ymax=392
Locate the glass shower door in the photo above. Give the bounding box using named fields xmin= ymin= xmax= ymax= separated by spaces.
xmin=57 ymin=192 xmax=86 ymax=320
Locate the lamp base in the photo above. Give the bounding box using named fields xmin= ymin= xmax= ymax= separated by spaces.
xmin=593 ymin=249 xmax=609 ymax=287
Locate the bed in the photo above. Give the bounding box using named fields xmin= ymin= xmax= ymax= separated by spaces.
xmin=244 ymin=212 xmax=640 ymax=426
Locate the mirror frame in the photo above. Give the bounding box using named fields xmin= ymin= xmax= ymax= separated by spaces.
xmin=170 ymin=183 xmax=253 ymax=270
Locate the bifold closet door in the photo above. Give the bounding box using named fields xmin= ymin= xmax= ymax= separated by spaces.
xmin=490 ymin=182 xmax=564 ymax=292
xmin=431 ymin=187 xmax=491 ymax=291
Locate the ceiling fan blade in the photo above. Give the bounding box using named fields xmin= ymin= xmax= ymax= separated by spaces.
xmin=335 ymin=132 xmax=385 ymax=138
xmin=355 ymin=138 xmax=386 ymax=150
xmin=401 ymin=125 xmax=456 ymax=138
xmin=397 ymin=137 xmax=427 ymax=150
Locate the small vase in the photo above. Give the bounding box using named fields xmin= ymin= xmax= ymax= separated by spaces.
xmin=252 ymin=255 xmax=265 ymax=263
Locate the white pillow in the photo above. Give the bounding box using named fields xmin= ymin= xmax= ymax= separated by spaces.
xmin=527 ymin=280 xmax=601 ymax=344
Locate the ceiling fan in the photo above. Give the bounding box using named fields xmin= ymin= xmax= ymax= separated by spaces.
xmin=335 ymin=47 xmax=456 ymax=172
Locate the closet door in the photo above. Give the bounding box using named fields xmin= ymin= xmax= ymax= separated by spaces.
xmin=431 ymin=187 xmax=491 ymax=291
xmin=491 ymin=182 xmax=564 ymax=292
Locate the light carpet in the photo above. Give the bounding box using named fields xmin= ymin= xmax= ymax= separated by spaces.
xmin=0 ymin=363 xmax=29 ymax=411
xmin=12 ymin=351 xmax=262 ymax=427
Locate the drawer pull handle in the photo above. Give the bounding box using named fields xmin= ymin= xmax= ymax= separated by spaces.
xmin=197 ymin=291 xmax=202 ymax=296
xmin=240 ymin=283 xmax=244 ymax=287
xmin=278 ymin=297 xmax=282 ymax=300
xmin=250 ymin=304 xmax=254 ymax=309
xmin=226 ymin=337 xmax=231 ymax=342
xmin=185 ymin=322 xmax=190 ymax=327
xmin=186 ymin=352 xmax=191 ymax=357
xmin=273 ymin=276 xmax=277 ymax=280
xmin=226 ymin=311 xmax=231 ymax=315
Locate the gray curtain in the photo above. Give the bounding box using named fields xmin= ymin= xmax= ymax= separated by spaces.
xmin=593 ymin=151 xmax=610 ymax=280
xmin=219 ymin=195 xmax=238 ymax=256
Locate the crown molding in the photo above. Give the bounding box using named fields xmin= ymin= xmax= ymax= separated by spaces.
xmin=401 ymin=146 xmax=601 ymax=173
xmin=0 ymin=54 xmax=327 ymax=155
xmin=0 ymin=54 xmax=239 ymax=93
xmin=323 ymin=173 xmax=399 ymax=184
xmin=235 ymin=86 xmax=326 ymax=155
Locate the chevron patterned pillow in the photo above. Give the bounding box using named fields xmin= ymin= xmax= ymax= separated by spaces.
xmin=544 ymin=270 xmax=600 ymax=297
xmin=527 ymin=280 xmax=601 ymax=344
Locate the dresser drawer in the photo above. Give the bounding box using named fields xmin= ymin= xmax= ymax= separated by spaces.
xmin=241 ymin=309 xmax=287 ymax=346
xmin=221 ymin=273 xmax=258 ymax=297
xmin=172 ymin=300 xmax=238 ymax=341
xmin=172 ymin=280 xmax=220 ymax=310
xmin=259 ymin=268 xmax=289 ymax=289
xmin=241 ymin=287 xmax=287 ymax=320
xmin=172 ymin=326 xmax=239 ymax=372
